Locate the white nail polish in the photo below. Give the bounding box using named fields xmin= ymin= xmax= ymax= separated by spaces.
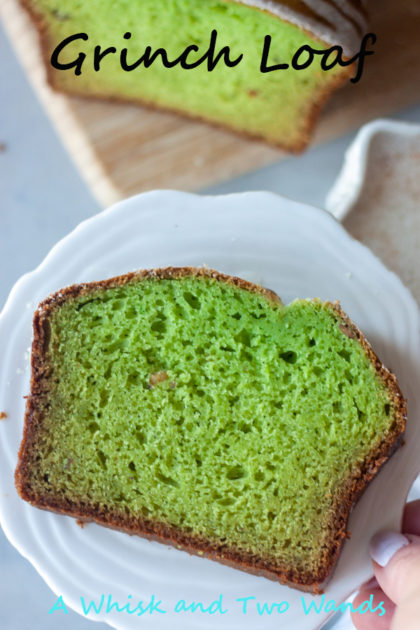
xmin=369 ymin=532 xmax=410 ymax=567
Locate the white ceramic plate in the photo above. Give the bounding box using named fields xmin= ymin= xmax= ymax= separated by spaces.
xmin=1 ymin=190 xmax=419 ymax=630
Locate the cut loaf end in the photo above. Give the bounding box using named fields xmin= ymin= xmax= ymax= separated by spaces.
xmin=22 ymin=0 xmax=368 ymax=151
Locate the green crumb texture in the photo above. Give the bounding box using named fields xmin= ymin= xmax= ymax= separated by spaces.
xmin=21 ymin=273 xmax=397 ymax=577
xmin=27 ymin=0 xmax=347 ymax=148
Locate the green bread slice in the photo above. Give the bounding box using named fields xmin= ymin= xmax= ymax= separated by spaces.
xmin=15 ymin=268 xmax=406 ymax=592
xmin=23 ymin=0 xmax=364 ymax=150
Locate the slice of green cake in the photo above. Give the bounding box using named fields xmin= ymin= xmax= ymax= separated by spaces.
xmin=23 ymin=0 xmax=367 ymax=150
xmin=15 ymin=268 xmax=406 ymax=592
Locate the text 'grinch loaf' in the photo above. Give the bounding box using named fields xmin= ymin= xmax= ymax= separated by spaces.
xmin=15 ymin=268 xmax=406 ymax=592
xmin=23 ymin=0 xmax=368 ymax=150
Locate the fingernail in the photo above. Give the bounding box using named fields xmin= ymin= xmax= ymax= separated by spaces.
xmin=370 ymin=532 xmax=410 ymax=567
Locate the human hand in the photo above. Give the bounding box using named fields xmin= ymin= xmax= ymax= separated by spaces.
xmin=351 ymin=499 xmax=420 ymax=630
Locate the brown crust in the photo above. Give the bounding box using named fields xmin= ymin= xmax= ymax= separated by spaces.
xmin=15 ymin=267 xmax=407 ymax=593
xmin=20 ymin=266 xmax=283 ymax=314
xmin=19 ymin=0 xmax=357 ymax=153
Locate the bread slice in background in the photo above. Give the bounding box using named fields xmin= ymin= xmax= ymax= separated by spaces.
xmin=21 ymin=0 xmax=367 ymax=151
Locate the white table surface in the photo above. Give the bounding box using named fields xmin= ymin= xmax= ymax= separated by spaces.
xmin=1 ymin=18 xmax=420 ymax=630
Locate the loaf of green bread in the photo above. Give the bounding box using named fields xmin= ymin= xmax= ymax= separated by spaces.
xmin=22 ymin=0 xmax=367 ymax=150
xmin=15 ymin=268 xmax=406 ymax=592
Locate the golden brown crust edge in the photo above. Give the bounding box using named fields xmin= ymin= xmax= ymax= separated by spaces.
xmin=15 ymin=267 xmax=407 ymax=594
xmin=18 ymin=0 xmax=356 ymax=154
xmin=305 ymin=300 xmax=407 ymax=591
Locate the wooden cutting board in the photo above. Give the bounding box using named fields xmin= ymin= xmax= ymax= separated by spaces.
xmin=2 ymin=0 xmax=420 ymax=206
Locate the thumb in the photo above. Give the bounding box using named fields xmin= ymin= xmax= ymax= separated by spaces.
xmin=370 ymin=532 xmax=420 ymax=629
